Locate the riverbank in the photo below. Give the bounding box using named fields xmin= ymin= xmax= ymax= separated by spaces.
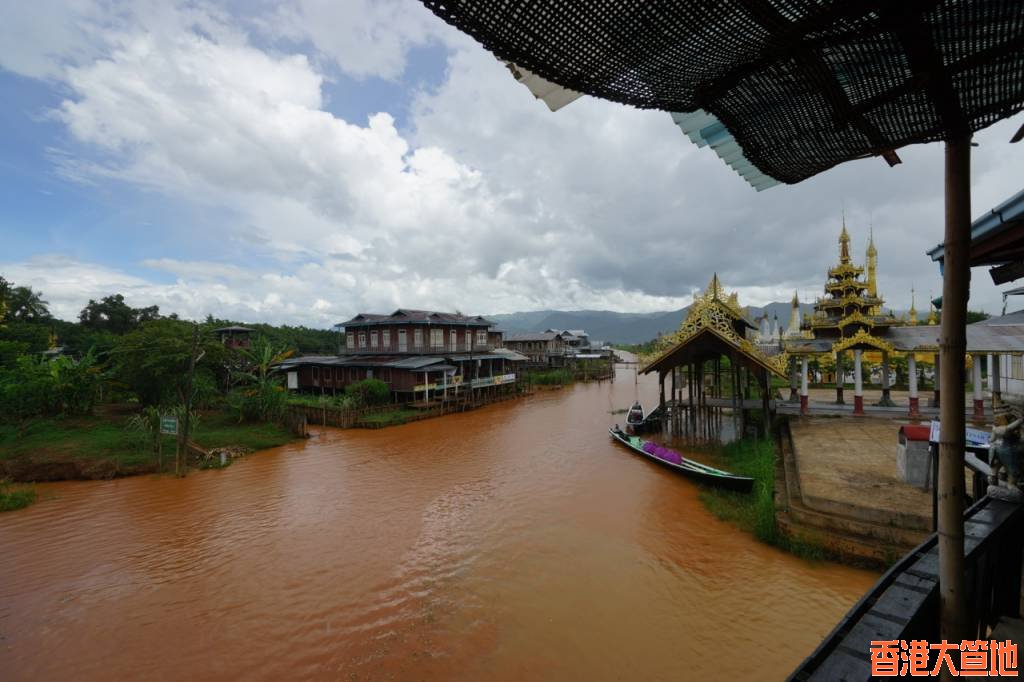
xmin=0 ymin=410 xmax=297 ymax=483
xmin=696 ymin=434 xmax=828 ymax=562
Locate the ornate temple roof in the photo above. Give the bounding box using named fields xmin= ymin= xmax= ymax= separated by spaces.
xmin=641 ymin=275 xmax=786 ymax=378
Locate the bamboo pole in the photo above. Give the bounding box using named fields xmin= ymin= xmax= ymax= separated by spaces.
xmin=938 ymin=136 xmax=971 ymax=648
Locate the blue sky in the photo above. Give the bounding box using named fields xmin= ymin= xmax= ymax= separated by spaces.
xmin=1 ymin=1 xmax=1022 ymax=326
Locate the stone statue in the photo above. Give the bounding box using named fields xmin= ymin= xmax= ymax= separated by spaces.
xmin=989 ymin=406 xmax=1024 ymax=500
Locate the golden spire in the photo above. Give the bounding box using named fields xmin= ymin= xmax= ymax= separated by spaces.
xmin=866 ymin=224 xmax=878 ymax=309
xmin=839 ymin=214 xmax=851 ymax=264
xmin=927 ymin=293 xmax=938 ymax=325
xmin=908 ymin=287 xmax=918 ymax=326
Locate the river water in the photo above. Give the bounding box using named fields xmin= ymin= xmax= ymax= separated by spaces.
xmin=1 ymin=366 xmax=876 ymax=680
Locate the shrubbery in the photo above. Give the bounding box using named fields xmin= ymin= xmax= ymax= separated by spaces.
xmin=344 ymin=378 xmax=391 ymax=406
xmin=0 ymin=350 xmax=103 ymax=420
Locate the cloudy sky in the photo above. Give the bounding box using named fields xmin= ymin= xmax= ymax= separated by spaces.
xmin=2 ymin=1 xmax=1022 ymax=327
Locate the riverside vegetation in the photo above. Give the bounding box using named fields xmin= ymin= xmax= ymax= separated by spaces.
xmin=699 ymin=436 xmax=826 ymax=561
xmin=0 ymin=276 xmax=349 ymax=509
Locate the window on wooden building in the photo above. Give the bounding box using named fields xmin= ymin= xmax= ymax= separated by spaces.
xmin=450 ymin=329 xmax=458 ymax=350
xmin=398 ymin=329 xmax=408 ymax=352
xmin=414 ymin=329 xmax=423 ymax=348
xmin=476 ymin=329 xmax=487 ymax=346
xmin=370 ymin=331 xmax=379 ymax=349
xmin=382 ymin=329 xmax=391 ymax=349
xmin=358 ymin=333 xmax=366 ymax=349
xmin=346 ymin=332 xmax=354 ymax=350
xmin=430 ymin=328 xmax=444 ymax=350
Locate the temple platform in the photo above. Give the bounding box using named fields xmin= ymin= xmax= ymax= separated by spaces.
xmin=777 ymin=415 xmax=936 ymax=567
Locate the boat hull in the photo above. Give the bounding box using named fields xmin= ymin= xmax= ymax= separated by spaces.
xmin=608 ymin=428 xmax=754 ymax=493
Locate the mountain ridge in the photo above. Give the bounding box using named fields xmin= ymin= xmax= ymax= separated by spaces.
xmin=487 ymin=302 xmax=819 ymax=344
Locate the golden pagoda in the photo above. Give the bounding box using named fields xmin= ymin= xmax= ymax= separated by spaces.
xmin=806 ymin=219 xmax=899 ymax=345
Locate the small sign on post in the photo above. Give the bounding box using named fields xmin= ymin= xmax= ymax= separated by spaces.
xmin=160 ymin=416 xmax=179 ymax=436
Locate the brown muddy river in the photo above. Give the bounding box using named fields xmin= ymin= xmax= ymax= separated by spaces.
xmin=1 ymin=366 xmax=876 ymax=680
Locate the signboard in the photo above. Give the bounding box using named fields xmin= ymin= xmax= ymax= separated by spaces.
xmin=287 ymin=371 xmax=298 ymax=390
xmin=928 ymin=420 xmax=990 ymax=448
xmin=414 ymin=382 xmax=438 ymax=392
xmin=160 ymin=416 xmax=179 ymax=436
xmin=471 ymin=373 xmax=517 ymax=388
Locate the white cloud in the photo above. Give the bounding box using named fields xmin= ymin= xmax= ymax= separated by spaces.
xmin=2 ymin=1 xmax=1023 ymax=329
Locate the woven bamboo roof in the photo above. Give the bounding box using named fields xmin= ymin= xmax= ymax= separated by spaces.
xmin=422 ymin=1 xmax=1024 ymax=185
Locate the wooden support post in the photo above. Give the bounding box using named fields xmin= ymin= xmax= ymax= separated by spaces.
xmin=992 ymin=355 xmax=1002 ymax=407
xmin=835 ymin=350 xmax=845 ymax=404
xmin=800 ymin=356 xmax=809 ymax=415
xmin=909 ymin=354 xmax=920 ymax=417
xmin=933 ymin=352 xmax=941 ymax=408
xmin=938 ymin=135 xmax=971 ymax=647
xmin=878 ymin=351 xmax=894 ymax=406
xmin=789 ymin=356 xmax=799 ymax=402
xmin=761 ymin=369 xmax=770 ymax=439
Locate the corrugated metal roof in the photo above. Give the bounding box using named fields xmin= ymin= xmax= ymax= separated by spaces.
xmin=886 ymin=325 xmax=1024 ymax=353
xmin=340 ymin=309 xmax=495 ymax=328
xmin=505 ymin=332 xmax=561 ymax=342
xmin=390 ymin=356 xmax=450 ymax=369
xmin=670 ymin=110 xmax=781 ymax=192
xmin=929 ymin=188 xmax=1024 ymax=262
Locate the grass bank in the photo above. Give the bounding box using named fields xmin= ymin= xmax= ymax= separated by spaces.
xmin=357 ymin=408 xmax=422 ymax=427
xmin=524 ymin=368 xmax=574 ymax=386
xmin=0 ymin=481 xmax=37 ymax=512
xmin=0 ymin=410 xmax=297 ymax=482
xmin=699 ymin=437 xmax=826 ymax=561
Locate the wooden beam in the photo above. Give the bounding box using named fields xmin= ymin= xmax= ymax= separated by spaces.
xmin=938 ymin=136 xmax=971 ymax=645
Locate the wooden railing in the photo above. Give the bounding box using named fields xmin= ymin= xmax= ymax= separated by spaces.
xmin=789 ymin=495 xmax=1024 ymax=681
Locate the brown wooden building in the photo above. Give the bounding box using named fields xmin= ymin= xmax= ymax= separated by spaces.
xmin=278 ymin=310 xmax=526 ymax=400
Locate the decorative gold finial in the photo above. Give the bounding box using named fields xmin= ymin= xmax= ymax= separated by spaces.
xmin=908 ymin=286 xmax=918 ymax=326
xmin=839 ymin=216 xmax=851 ymax=264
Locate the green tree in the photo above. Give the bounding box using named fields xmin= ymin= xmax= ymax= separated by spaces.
xmin=0 ymin=276 xmax=12 ymax=325
xmin=79 ymin=294 xmax=161 ymax=334
xmin=5 ymin=286 xmax=51 ymax=322
xmin=109 ymin=319 xmax=226 ymax=405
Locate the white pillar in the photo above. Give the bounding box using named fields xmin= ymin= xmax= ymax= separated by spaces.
xmin=801 ymin=357 xmax=809 ymax=396
xmin=988 ymin=354 xmax=995 ymax=392
xmin=973 ymin=354 xmax=983 ymax=402
xmin=994 ymin=355 xmax=1002 ymax=395
xmin=909 ymin=354 xmax=918 ymax=398
xmin=854 ymin=350 xmax=863 ymax=396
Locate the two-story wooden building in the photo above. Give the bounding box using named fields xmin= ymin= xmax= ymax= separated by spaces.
xmin=503 ymin=331 xmax=570 ymax=367
xmin=278 ymin=309 xmax=525 ymax=402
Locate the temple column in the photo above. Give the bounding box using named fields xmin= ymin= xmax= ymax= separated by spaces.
xmin=800 ymin=356 xmax=809 ymax=415
xmin=789 ymin=356 xmax=799 ymax=402
xmin=835 ymin=350 xmax=845 ymax=404
xmin=972 ymin=353 xmax=984 ymax=420
xmin=877 ymin=351 xmax=895 ymax=406
xmin=993 ymin=354 xmax=1002 ymax=407
xmin=853 ymin=349 xmax=865 ymax=415
xmin=908 ymin=354 xmax=920 ymax=417
xmin=932 ymin=352 xmax=941 ymax=408
xmin=987 ymin=353 xmax=994 ymax=393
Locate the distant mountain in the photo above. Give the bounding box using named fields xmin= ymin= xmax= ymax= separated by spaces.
xmin=488 ymin=302 xmax=816 ymax=344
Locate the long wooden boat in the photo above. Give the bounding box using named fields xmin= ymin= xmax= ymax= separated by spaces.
xmin=608 ymin=427 xmax=754 ymax=493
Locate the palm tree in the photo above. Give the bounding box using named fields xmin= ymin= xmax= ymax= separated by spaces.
xmin=8 ymin=286 xmax=51 ymax=322
xmin=233 ymin=336 xmax=294 ymax=421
